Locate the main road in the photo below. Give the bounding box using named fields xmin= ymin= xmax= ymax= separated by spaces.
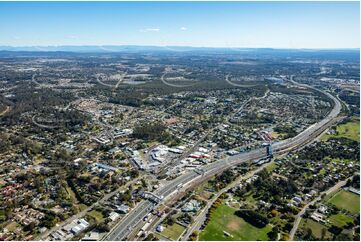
xmin=104 ymin=77 xmax=342 ymax=241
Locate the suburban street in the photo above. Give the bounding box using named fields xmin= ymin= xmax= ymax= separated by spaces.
xmin=289 ymin=177 xmax=353 ymax=240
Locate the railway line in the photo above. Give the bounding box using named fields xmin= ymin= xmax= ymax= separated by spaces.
xmin=104 ymin=77 xmax=342 ymax=241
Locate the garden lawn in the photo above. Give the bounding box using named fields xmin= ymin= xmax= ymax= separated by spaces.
xmin=161 ymin=223 xmax=185 ymax=241
xmin=328 ymin=213 xmax=354 ymax=227
xmin=328 ymin=190 xmax=360 ymax=214
xmin=199 ymin=203 xmax=272 ymax=241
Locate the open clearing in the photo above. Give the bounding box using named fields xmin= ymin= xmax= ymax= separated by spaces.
xmin=88 ymin=210 xmax=104 ymax=222
xmin=327 ymin=190 xmax=360 ymax=214
xmin=328 ymin=213 xmax=354 ymax=227
xmin=160 ymin=223 xmax=186 ymax=241
xmin=299 ymin=219 xmax=332 ymax=239
xmin=322 ymin=117 xmax=360 ymax=142
xmin=5 ymin=221 xmax=19 ymax=232
xmin=199 ymin=203 xmax=271 ymax=241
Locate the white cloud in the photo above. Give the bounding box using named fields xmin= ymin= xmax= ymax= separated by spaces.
xmin=140 ymin=28 xmax=160 ymax=33
xmin=180 ymin=27 xmax=187 ymax=31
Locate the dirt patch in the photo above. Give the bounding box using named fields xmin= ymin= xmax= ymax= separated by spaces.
xmin=0 ymin=106 xmax=10 ymax=116
xmin=227 ymin=219 xmax=240 ymax=231
xmin=199 ymin=191 xmax=213 ymax=200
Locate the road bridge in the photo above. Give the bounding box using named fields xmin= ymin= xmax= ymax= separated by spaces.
xmin=142 ymin=192 xmax=163 ymax=204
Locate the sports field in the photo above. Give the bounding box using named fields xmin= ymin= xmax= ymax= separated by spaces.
xmin=327 ymin=190 xmax=360 ymax=214
xmin=199 ymin=204 xmax=272 ymax=241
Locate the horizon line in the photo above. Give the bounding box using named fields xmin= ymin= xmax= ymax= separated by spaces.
xmin=0 ymin=44 xmax=359 ymax=51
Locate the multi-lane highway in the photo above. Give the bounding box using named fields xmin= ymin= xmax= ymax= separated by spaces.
xmin=104 ymin=77 xmax=342 ymax=241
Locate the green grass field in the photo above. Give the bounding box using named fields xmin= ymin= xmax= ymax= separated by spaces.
xmin=328 ymin=190 xmax=360 ymax=214
xmin=328 ymin=213 xmax=354 ymax=227
xmin=330 ymin=157 xmax=355 ymax=163
xmin=161 ymin=223 xmax=186 ymax=241
xmin=299 ymin=219 xmax=332 ymax=239
xmin=266 ymin=162 xmax=277 ymax=173
xmin=322 ymin=117 xmax=360 ymax=142
xmin=199 ymin=204 xmax=272 ymax=241
xmin=79 ymin=204 xmax=88 ymax=211
xmin=5 ymin=221 xmax=19 ymax=232
xmin=88 ymin=210 xmax=104 ymax=222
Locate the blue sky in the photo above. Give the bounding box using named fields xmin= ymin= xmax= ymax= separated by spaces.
xmin=0 ymin=1 xmax=359 ymax=48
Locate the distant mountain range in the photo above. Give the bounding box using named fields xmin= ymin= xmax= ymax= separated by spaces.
xmin=0 ymin=45 xmax=359 ymax=53
xmin=0 ymin=45 xmax=230 ymax=52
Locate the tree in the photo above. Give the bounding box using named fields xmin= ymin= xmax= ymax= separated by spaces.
xmin=234 ymin=210 xmax=269 ymax=228
xmin=189 ymin=231 xmax=199 ymax=241
xmin=335 ymin=233 xmax=353 ymax=241
xmin=144 ymin=233 xmax=158 ymax=241
xmin=321 ymin=228 xmax=327 ymax=240
xmin=133 ymin=122 xmax=169 ymax=142
xmin=40 ymin=213 xmax=57 ymax=228
xmin=329 ymin=225 xmax=342 ymax=235
xmin=267 ymin=226 xmax=279 ymax=240
xmin=24 ymin=221 xmax=36 ymax=232
xmin=271 ymin=209 xmax=279 ymax=217
xmin=283 ymin=222 xmax=293 ymax=232
xmin=305 ymin=228 xmax=313 ymax=240
xmin=129 ymin=169 xmax=139 ymax=178
xmin=281 ymin=234 xmax=289 ymax=241
xmin=166 ymin=216 xmax=175 ymax=226
xmin=141 ymin=179 xmax=147 ymax=188
xmin=97 ymin=221 xmax=110 ymax=232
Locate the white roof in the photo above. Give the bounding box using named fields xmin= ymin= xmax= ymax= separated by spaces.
xmin=71 ymin=225 xmax=82 ymax=234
